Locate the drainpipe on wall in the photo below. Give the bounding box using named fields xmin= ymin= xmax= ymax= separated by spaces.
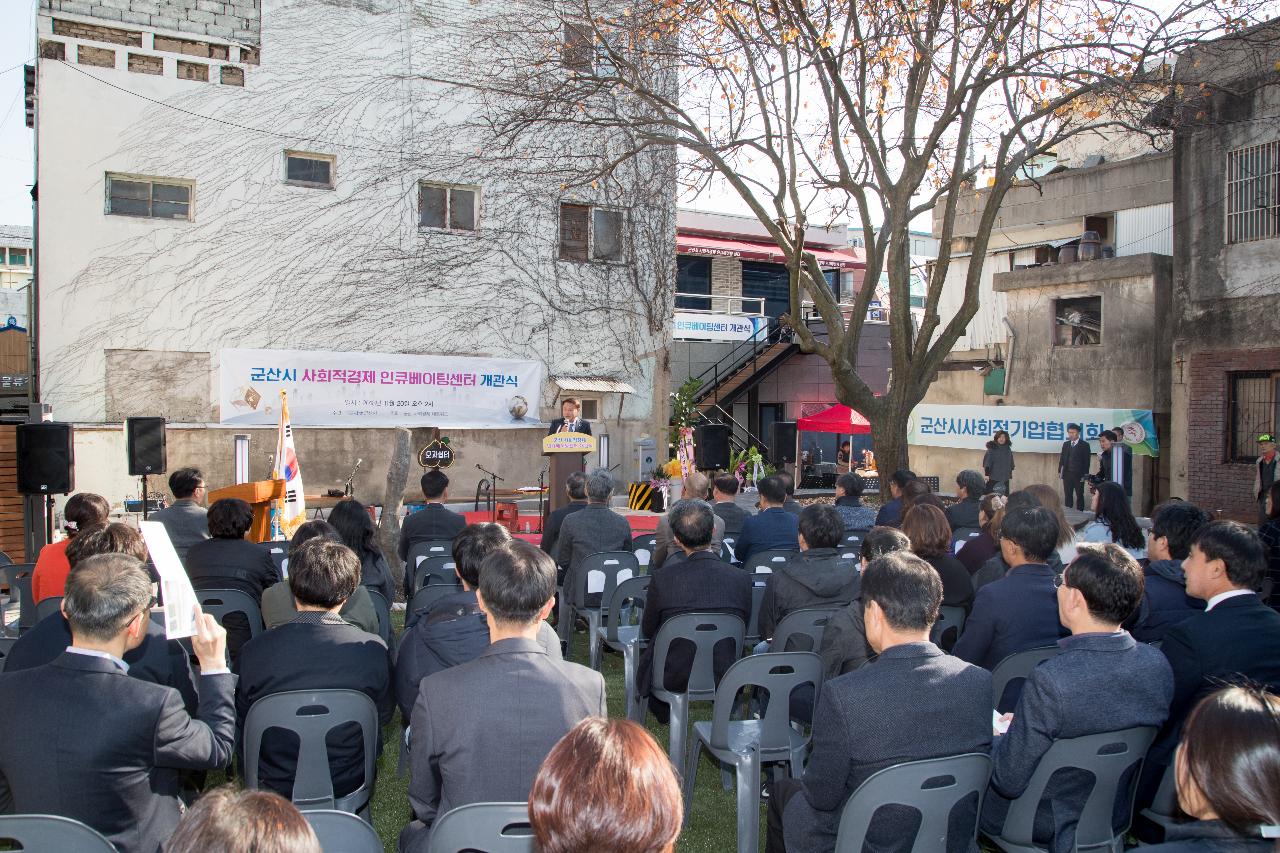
xmin=1002 ymin=318 xmax=1016 ymax=396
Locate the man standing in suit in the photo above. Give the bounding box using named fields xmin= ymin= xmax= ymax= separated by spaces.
xmin=982 ymin=544 xmax=1174 ymax=853
xmin=398 ymin=470 xmax=466 ymax=594
xmin=539 ymin=470 xmax=588 ymax=556
xmin=638 ymin=500 xmax=751 ymax=723
xmin=546 ymin=396 xmax=592 ymax=436
xmin=1097 ymin=431 xmax=1134 ymax=500
xmin=712 ymin=474 xmax=751 ymax=535
xmin=236 ymin=538 xmax=393 ymax=801
xmin=149 ymin=467 xmax=210 ymax=562
xmin=1141 ymin=521 xmax=1280 ymax=807
xmin=400 ymin=541 xmax=605 ymax=852
xmin=554 ymin=468 xmax=633 ymax=596
xmin=0 ymin=554 xmax=235 ymax=853
xmin=954 ymin=507 xmax=1067 ymax=704
xmin=767 ymin=551 xmax=992 ymax=853
xmin=734 ymin=475 xmax=800 ymax=564
xmin=1058 ymin=425 xmax=1093 ymax=511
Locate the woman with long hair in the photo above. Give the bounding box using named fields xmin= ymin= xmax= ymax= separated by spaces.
xmin=1078 ymin=481 xmax=1147 ymax=560
xmin=958 ymin=493 xmax=1007 ymax=576
xmin=1025 ymin=483 xmax=1079 ymax=565
xmin=1257 ymin=482 xmax=1280 ymax=608
xmin=1143 ymin=686 xmax=1280 ymax=853
xmin=327 ymin=499 xmax=394 ymax=603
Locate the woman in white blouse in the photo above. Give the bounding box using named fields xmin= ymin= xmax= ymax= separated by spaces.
xmin=1078 ymin=480 xmax=1147 ymax=560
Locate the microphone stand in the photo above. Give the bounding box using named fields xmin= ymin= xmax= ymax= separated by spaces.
xmin=476 ymin=464 xmax=503 ymax=523
xmin=537 ymin=462 xmax=549 ymax=530
xmin=343 ymin=459 xmax=362 ymax=499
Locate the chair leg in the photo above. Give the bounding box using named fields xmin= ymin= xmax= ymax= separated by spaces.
xmin=789 ymin=742 xmax=809 ymax=778
xmin=721 ymin=763 xmax=734 ymax=791
xmin=668 ymin=695 xmax=689 ymax=770
xmin=622 ymin=645 xmax=642 ymax=722
xmin=682 ymin=738 xmax=702 ymax=825
xmin=734 ymin=750 xmax=761 ymax=853
xmin=587 ymin=613 xmax=603 ymax=671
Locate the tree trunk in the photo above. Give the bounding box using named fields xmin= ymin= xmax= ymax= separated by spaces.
xmin=870 ymin=411 xmax=911 ymax=479
xmin=376 ymin=427 xmax=414 ymax=597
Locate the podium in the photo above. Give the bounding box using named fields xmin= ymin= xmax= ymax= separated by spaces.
xmin=542 ymin=432 xmax=596 ymax=515
xmin=208 ymin=479 xmax=286 ymax=542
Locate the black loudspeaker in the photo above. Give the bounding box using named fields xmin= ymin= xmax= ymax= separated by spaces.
xmin=126 ymin=417 xmax=167 ymax=475
xmin=694 ymin=423 xmax=731 ymax=470
xmin=772 ymin=421 xmax=798 ymax=464
xmin=17 ymin=422 xmax=75 ymax=495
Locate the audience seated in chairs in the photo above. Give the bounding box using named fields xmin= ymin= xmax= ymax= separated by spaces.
xmin=236 ymin=538 xmax=393 ymax=800
xmin=946 ymin=469 xmax=986 ymax=531
xmin=0 ymin=553 xmax=235 ymax=853
xmin=733 ymin=476 xmax=799 ymax=565
xmin=5 ymin=522 xmax=199 ymax=715
xmin=766 ymin=551 xmax=993 ymax=853
xmin=712 ymin=474 xmax=751 ymax=535
xmin=529 ymin=717 xmax=683 ymax=853
xmin=554 ymin=468 xmax=635 ymax=598
xmin=778 ymin=471 xmax=803 ymax=516
xmin=833 ymin=472 xmax=877 ymax=531
xmin=539 ymin=471 xmax=589 ymax=557
xmin=954 ymin=506 xmax=1067 ymax=675
xmin=652 ymin=471 xmax=725 ymax=570
xmin=394 ymin=523 xmax=561 ymax=719
xmin=1130 ymin=501 xmax=1211 ymax=643
xmin=260 ymin=521 xmax=379 ymax=634
xmin=817 ymin=526 xmax=912 ymax=678
xmin=328 ymin=498 xmax=396 ymax=605
xmin=400 ymin=541 xmax=605 ymax=853
xmin=981 ymin=543 xmax=1174 ymax=853
xmin=184 ymin=497 xmax=280 ymax=666
xmin=637 ymin=500 xmax=752 ymax=724
xmin=1024 ymin=484 xmax=1080 ymax=567
xmin=1141 ymin=686 xmax=1280 ymax=853
xmin=1141 ymin=521 xmax=1280 ymax=812
xmin=900 ymin=478 xmax=946 ymax=519
xmin=874 ymin=469 xmax=916 ymax=528
xmin=957 ymin=493 xmax=1007 ymax=577
xmin=758 ymin=504 xmax=860 ymax=644
xmin=31 ymin=491 xmax=110 ymax=603
xmin=902 ymin=504 xmax=975 ymax=611
xmin=397 ymin=470 xmax=466 ymax=587
xmin=1079 ymin=481 xmax=1149 ymax=562
xmin=166 ymin=786 xmax=320 ymax=853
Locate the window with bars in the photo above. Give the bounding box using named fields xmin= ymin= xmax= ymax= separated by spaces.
xmin=418 ymin=183 xmax=478 ymax=232
xmin=105 ymin=174 xmax=193 ymax=220
xmin=1228 ymin=371 xmax=1279 ymax=461
xmin=1226 ymin=140 xmax=1280 ymax=244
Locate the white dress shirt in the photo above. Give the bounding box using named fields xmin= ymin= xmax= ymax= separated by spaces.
xmin=1205 ymin=588 xmax=1255 ymax=611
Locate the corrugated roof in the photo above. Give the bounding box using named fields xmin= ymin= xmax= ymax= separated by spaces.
xmin=0 ymin=226 xmax=32 ymax=245
xmin=552 ymin=376 xmax=637 ymax=394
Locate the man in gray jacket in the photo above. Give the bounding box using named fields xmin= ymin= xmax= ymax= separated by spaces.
xmin=149 ymin=467 xmax=209 ymax=562
xmin=554 ymin=468 xmax=634 ymax=599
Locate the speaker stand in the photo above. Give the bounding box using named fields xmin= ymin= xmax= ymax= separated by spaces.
xmin=44 ymin=495 xmax=53 ymax=546
xmin=139 ymin=474 xmax=150 ymax=520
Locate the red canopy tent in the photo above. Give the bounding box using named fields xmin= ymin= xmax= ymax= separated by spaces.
xmin=797 ymin=404 xmax=871 ymax=434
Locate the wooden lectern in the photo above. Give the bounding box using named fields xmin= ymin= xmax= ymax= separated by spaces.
xmin=542 ymin=432 xmax=596 ymax=515
xmin=209 ymin=479 xmax=285 ymax=543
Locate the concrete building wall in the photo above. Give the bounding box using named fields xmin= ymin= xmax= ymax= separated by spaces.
xmin=42 ymin=0 xmax=259 ymax=43
xmin=754 ymin=324 xmax=892 ymax=418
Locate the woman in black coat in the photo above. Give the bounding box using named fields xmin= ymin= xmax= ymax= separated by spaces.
xmin=983 ymin=430 xmax=1015 ymax=494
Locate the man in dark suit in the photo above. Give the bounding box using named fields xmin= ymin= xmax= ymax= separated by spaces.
xmin=398 ymin=470 xmax=466 ymax=595
xmin=954 ymin=507 xmax=1067 ymax=705
xmin=1141 ymin=521 xmax=1280 ymax=807
xmin=400 ymin=541 xmax=605 ymax=852
xmin=983 ymin=544 xmax=1174 ymax=853
xmin=236 ymin=539 xmax=393 ymax=800
xmin=733 ymin=475 xmax=800 ymax=564
xmin=767 ymin=551 xmax=992 ymax=853
xmin=554 ymin=468 xmax=634 ymax=596
xmin=712 ymin=474 xmax=751 ymax=534
xmin=652 ymin=471 xmax=725 ymax=569
xmin=638 ymin=500 xmax=752 ymax=723
xmin=1097 ymin=430 xmax=1134 ymax=499
xmin=1130 ymin=502 xmax=1209 ymax=643
xmin=539 ymin=470 xmax=588 ymax=556
xmin=946 ymin=469 xmax=986 ymax=530
xmin=0 ymin=554 xmax=235 ymax=853
xmin=1058 ymin=424 xmax=1093 ymax=511
xmin=546 ymin=396 xmax=592 ymax=435
xmin=874 ymin=469 xmax=917 ymax=528
xmin=149 ymin=466 xmax=210 ymax=562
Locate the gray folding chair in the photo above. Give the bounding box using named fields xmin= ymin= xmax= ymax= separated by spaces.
xmin=243 ymin=689 xmax=380 ymax=816
xmin=36 ymin=595 xmax=63 ymax=623
xmin=0 ymin=636 xmax=15 ymax=673
xmin=593 ymin=575 xmax=650 ymax=716
xmin=303 ymin=808 xmax=385 ymax=853
xmin=639 ymin=611 xmax=745 ymax=769
xmin=744 ymin=549 xmax=793 ymax=575
xmin=770 ymin=605 xmax=841 ymax=652
xmin=406 ymin=583 xmax=464 ymax=630
xmin=1139 ymin=760 xmax=1183 ymax=835
xmin=1 ymin=564 xmax=36 ymax=637
xmin=558 ymin=551 xmax=639 ymax=659
xmin=952 ymin=528 xmax=982 ymax=554
xmin=633 ymin=532 xmax=657 ymax=569
xmin=684 ymin=651 xmax=823 ymax=853
xmin=930 ymin=605 xmax=967 ymax=651
xmin=413 ymin=556 xmax=459 ymax=593
xmin=427 ymin=802 xmax=534 ymax=853
xmin=195 ymin=588 xmax=265 ymax=639
xmin=835 ymin=753 xmax=993 ymax=853
xmin=985 ymin=726 xmax=1158 ymax=853
xmin=405 ymin=540 xmax=454 ymax=596
xmin=262 ymin=542 xmax=288 ymax=576
xmin=367 ymin=589 xmax=392 ymax=646
xmin=744 ymin=580 xmax=768 ymax=647
xmin=842 ymin=529 xmax=870 ymax=548
xmin=990 ymin=646 xmax=1061 ymax=712
xmin=0 ymin=814 xmax=117 ymax=851
xmin=721 ymin=536 xmax=737 ymax=563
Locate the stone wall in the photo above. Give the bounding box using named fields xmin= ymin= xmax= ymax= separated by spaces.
xmin=42 ymin=0 xmax=259 ymax=43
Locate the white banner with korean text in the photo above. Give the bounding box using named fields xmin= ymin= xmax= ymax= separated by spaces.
xmin=219 ymin=348 xmax=545 ymax=428
xmin=907 ymin=404 xmax=1159 ymax=456
xmin=672 ymin=312 xmax=769 ymax=342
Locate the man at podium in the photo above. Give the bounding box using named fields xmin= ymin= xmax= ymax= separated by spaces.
xmin=547 ymin=397 xmax=592 ymax=436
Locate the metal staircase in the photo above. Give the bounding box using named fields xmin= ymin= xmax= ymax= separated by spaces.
xmin=692 ymin=321 xmax=797 ymax=413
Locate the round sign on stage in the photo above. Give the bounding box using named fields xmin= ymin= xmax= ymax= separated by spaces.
xmin=418 ymin=439 xmax=455 ymax=469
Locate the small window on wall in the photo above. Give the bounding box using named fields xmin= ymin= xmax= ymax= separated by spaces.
xmin=1228 ymin=371 xmax=1279 ymax=462
xmin=284 ymin=151 xmax=336 ymax=189
xmin=559 ymin=203 xmax=626 ymax=263
xmin=7 ymin=248 xmax=29 ymax=266
xmin=1054 ymin=295 xmax=1101 ymax=346
xmin=418 ymin=182 xmax=478 ymax=232
xmin=579 ymin=398 xmax=600 ymax=420
xmin=106 ymin=174 xmax=193 ymax=220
